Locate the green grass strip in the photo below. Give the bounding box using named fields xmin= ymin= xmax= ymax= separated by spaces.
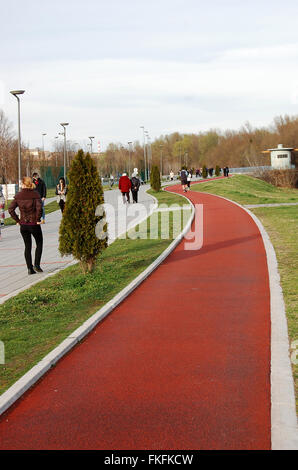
xmin=0 ymin=189 xmax=191 ymax=394
xmin=191 ymin=174 xmax=298 ymax=205
xmin=250 ymin=205 xmax=298 ymax=412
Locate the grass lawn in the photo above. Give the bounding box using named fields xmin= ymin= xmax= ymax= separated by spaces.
xmin=191 ymin=174 xmax=298 ymax=205
xmin=192 ymin=174 xmax=298 ymax=411
xmin=250 ymin=205 xmax=298 ymax=411
xmin=0 ymin=189 xmax=191 ymax=394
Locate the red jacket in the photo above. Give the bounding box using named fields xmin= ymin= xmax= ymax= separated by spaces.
xmin=119 ymin=175 xmax=131 ymax=193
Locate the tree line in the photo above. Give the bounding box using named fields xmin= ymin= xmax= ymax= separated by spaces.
xmin=1 ymin=108 xmax=298 ymax=183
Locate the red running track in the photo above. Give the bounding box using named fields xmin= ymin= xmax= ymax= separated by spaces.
xmin=0 ymin=185 xmax=271 ymax=450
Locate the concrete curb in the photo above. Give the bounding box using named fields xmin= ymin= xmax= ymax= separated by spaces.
xmin=0 ymin=189 xmax=194 ymax=417
xmin=199 ymin=190 xmax=298 ymax=450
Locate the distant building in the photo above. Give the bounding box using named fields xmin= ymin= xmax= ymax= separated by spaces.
xmin=25 ymin=148 xmax=51 ymax=160
xmin=267 ymin=144 xmax=295 ymax=169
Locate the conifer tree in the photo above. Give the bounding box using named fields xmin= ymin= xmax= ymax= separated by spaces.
xmin=202 ymin=165 xmax=208 ymax=179
xmin=59 ymin=150 xmax=108 ymax=273
xmin=150 ymin=165 xmax=161 ymax=191
xmin=215 ymin=165 xmax=221 ymax=176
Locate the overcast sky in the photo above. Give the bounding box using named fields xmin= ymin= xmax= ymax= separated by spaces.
xmin=1 ymin=0 xmax=298 ymax=151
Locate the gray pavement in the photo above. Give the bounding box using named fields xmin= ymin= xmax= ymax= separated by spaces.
xmin=0 ymin=185 xmax=155 ymax=303
xmin=244 ymin=202 xmax=298 ymax=208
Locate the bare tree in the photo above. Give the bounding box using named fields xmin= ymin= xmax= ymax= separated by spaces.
xmin=0 ymin=109 xmax=15 ymax=184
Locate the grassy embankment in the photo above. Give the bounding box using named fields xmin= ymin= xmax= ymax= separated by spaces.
xmin=0 ymin=189 xmax=191 ymax=394
xmin=191 ymin=174 xmax=298 ymax=410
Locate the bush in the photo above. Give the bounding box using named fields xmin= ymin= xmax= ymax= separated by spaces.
xmin=202 ymin=165 xmax=208 ymax=179
xmin=256 ymin=169 xmax=298 ymax=188
xmin=215 ymin=165 xmax=221 ymax=176
xmin=150 ymin=165 xmax=161 ymax=191
xmin=59 ymin=150 xmax=108 ymax=273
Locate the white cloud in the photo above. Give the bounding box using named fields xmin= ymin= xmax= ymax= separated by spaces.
xmin=2 ymin=2 xmax=298 ymax=149
xmin=2 ymin=48 xmax=298 ymax=150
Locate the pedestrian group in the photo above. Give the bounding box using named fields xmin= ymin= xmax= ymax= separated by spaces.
xmin=118 ymin=171 xmax=141 ymax=204
xmin=2 ymin=163 xmax=229 ymax=275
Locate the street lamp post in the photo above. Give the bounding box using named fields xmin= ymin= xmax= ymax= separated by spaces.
xmin=140 ymin=126 xmax=147 ymax=181
xmin=54 ymin=136 xmax=59 ymax=166
xmin=145 ymin=131 xmax=151 ymax=179
xmin=128 ymin=141 xmax=132 ymax=176
xmin=60 ymin=123 xmax=69 ymax=180
xmin=42 ymin=133 xmax=47 ymax=160
xmin=10 ymin=90 xmax=25 ymax=188
xmin=88 ymin=136 xmax=95 ymax=154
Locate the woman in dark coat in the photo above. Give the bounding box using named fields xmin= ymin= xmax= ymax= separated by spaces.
xmin=8 ymin=176 xmax=43 ymax=274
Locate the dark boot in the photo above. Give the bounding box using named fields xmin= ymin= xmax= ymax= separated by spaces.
xmin=34 ymin=265 xmax=43 ymax=272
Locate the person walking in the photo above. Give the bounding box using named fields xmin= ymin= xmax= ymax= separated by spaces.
xmin=8 ymin=177 xmax=43 ymax=275
xmin=0 ymin=185 xmax=5 ymax=241
xmin=187 ymin=170 xmax=192 ymax=189
xmin=55 ymin=177 xmax=68 ymax=213
xmin=169 ymin=170 xmax=174 ymax=181
xmin=180 ymin=168 xmax=188 ymax=192
xmin=225 ymin=166 xmax=229 ymax=177
xmin=130 ymin=172 xmax=141 ymax=203
xmin=32 ymin=172 xmax=47 ymax=224
xmin=118 ymin=172 xmax=131 ymax=203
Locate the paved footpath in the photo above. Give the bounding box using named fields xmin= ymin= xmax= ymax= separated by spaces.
xmin=0 ymin=183 xmax=271 ymax=449
xmin=0 ymin=185 xmax=154 ymax=303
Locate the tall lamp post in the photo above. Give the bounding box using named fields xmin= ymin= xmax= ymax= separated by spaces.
xmin=128 ymin=141 xmax=132 ymax=176
xmin=10 ymin=90 xmax=25 ymax=188
xmin=54 ymin=136 xmax=59 ymax=167
xmin=140 ymin=126 xmax=147 ymax=181
xmin=42 ymin=133 xmax=47 ymax=159
xmin=145 ymin=131 xmax=151 ymax=178
xmin=88 ymin=136 xmax=95 ymax=154
xmin=60 ymin=123 xmax=69 ymax=180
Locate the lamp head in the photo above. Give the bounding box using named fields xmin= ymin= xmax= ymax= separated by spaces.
xmin=10 ymin=90 xmax=25 ymax=96
xmin=60 ymin=122 xmax=69 ymax=127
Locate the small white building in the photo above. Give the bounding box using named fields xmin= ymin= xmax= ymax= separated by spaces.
xmin=268 ymin=144 xmax=295 ymax=169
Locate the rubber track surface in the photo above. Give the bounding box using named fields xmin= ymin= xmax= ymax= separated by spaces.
xmin=0 ymin=185 xmax=271 ymax=449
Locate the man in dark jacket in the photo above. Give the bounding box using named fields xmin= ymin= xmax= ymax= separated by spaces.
xmin=180 ymin=168 xmax=188 ymax=192
xmin=130 ymin=172 xmax=141 ymax=203
xmin=32 ymin=172 xmax=47 ymax=223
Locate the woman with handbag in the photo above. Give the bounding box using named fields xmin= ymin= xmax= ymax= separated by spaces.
xmin=55 ymin=177 xmax=68 ymax=213
xmin=8 ymin=177 xmax=43 ymax=275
